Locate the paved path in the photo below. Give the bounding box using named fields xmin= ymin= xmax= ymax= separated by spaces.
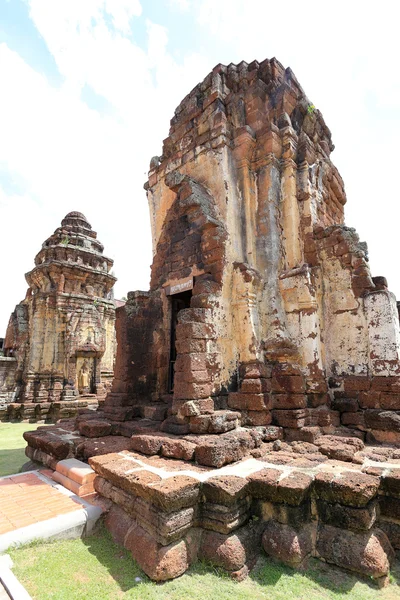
xmin=0 ymin=553 xmax=32 ymax=600
xmin=0 ymin=472 xmax=83 ymax=534
xmin=0 ymin=472 xmax=101 ymax=599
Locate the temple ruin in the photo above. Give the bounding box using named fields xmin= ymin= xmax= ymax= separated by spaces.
xmin=1 ymin=211 xmax=116 ymax=421
xmin=23 ymin=59 xmax=400 ymax=584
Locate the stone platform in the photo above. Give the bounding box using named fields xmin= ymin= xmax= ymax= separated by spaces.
xmin=23 ymin=415 xmax=400 ymax=585
xmin=90 ymin=449 xmax=400 ymax=584
xmin=0 ymin=396 xmax=100 ymax=423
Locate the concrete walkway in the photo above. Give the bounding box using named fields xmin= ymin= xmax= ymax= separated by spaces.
xmin=0 ymin=584 xmax=10 ymax=599
xmin=0 ymin=470 xmax=102 ymax=553
xmin=0 ymin=554 xmax=32 ymax=600
xmin=0 ymin=468 xmax=103 ymax=598
xmin=0 ymin=472 xmax=83 ymax=533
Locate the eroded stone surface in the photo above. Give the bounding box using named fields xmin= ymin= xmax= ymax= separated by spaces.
xmin=124 ymin=522 xmax=195 ymax=581
xmin=262 ymin=521 xmax=314 ymax=567
xmin=202 ymin=476 xmax=249 ymax=505
xmin=314 ymin=471 xmax=380 ymax=507
xmin=200 ymin=524 xmax=260 ymax=572
xmin=194 ymin=430 xmax=256 ymax=468
xmin=316 ymin=436 xmax=364 ymax=462
xmin=316 ymin=499 xmax=377 ymax=531
xmin=84 ymin=443 xmax=400 ymax=584
xmin=78 ymin=420 xmax=112 ymax=438
xmin=316 ymin=525 xmax=393 ymax=578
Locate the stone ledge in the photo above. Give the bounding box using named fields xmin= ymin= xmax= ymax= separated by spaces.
xmin=86 ymin=448 xmax=400 ymax=582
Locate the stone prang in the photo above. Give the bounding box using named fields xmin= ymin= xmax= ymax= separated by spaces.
xmin=2 ymin=211 xmax=116 ymax=421
xmin=22 ymin=59 xmax=400 ymax=585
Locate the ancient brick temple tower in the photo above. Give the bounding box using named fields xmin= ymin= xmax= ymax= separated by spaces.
xmin=24 ymin=60 xmax=400 ymax=584
xmin=3 ymin=211 xmax=116 ymax=421
xmin=102 ymin=57 xmax=400 ymax=443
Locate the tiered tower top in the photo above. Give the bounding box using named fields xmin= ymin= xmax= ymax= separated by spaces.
xmin=25 ymin=212 xmax=116 ymax=297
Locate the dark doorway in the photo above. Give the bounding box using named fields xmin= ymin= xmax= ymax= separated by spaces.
xmin=168 ymin=290 xmax=192 ymax=393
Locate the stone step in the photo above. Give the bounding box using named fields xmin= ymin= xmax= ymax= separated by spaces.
xmin=119 ymin=418 xmax=161 ymax=438
xmin=51 ymin=458 xmax=96 ymax=496
xmin=77 ymin=419 xmax=112 ymax=438
xmin=56 ymin=458 xmax=96 ymax=485
xmin=193 ymin=427 xmax=281 ymax=468
xmin=50 ymin=471 xmax=94 ymax=496
xmin=76 ymin=436 xmax=134 ymax=460
xmin=128 ymin=425 xmax=282 ymax=467
xmin=189 ymin=410 xmax=241 ymax=434
xmin=25 ymin=421 xmax=136 ymax=463
xmin=139 ymin=404 xmax=168 ymax=422
xmin=314 ymin=435 xmax=365 ymax=462
xmin=24 ymin=426 xmax=82 ymax=461
xmin=130 ymin=432 xmax=197 ymax=460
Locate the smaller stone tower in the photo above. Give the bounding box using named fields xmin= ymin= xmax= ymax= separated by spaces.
xmin=3 ymin=211 xmax=116 ymax=421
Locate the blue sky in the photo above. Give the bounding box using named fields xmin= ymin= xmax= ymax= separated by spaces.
xmin=1 ymin=0 xmax=399 ymax=333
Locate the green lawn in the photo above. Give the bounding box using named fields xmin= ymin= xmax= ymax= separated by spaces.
xmin=8 ymin=525 xmax=400 ymax=600
xmin=0 ymin=422 xmax=45 ymax=477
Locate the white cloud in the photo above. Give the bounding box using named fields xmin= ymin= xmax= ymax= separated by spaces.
xmin=104 ymin=0 xmax=142 ymax=33
xmin=146 ymin=19 xmax=169 ymax=68
xmin=0 ymin=0 xmax=211 ymax=332
xmin=169 ymin=0 xmax=190 ymax=11
xmin=0 ymin=185 xmax=51 ymax=315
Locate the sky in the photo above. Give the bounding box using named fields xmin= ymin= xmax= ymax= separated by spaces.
xmin=0 ymin=0 xmax=399 ymax=334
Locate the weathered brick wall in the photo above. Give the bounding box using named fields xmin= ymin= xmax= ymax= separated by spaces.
xmin=103 ymin=292 xmax=164 ymax=421
xmin=111 ymin=58 xmax=400 ymax=440
xmin=329 ymin=375 xmax=400 ymax=444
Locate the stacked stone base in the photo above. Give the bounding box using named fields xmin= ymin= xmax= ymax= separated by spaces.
xmin=228 ymin=363 xmax=400 ymax=447
xmin=51 ymin=458 xmax=97 ymax=496
xmin=23 ymin=416 xmax=283 ymax=466
xmin=20 ymin=359 xmax=400 ymax=585
xmin=22 ymin=409 xmax=400 ymax=471
xmin=329 ymin=375 xmax=400 ymax=445
xmin=52 ymin=360 xmax=400 ymax=468
xmin=82 ymin=450 xmax=400 ymax=584
xmin=0 ymin=397 xmax=100 ymax=423
xmin=90 ymin=454 xmax=272 ymax=581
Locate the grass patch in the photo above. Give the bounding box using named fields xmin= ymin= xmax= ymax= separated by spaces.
xmin=0 ymin=422 xmax=46 ymax=477
xmin=8 ymin=524 xmax=400 ymax=600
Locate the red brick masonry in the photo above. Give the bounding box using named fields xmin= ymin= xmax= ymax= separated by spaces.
xmin=0 ymin=472 xmax=83 ymax=534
